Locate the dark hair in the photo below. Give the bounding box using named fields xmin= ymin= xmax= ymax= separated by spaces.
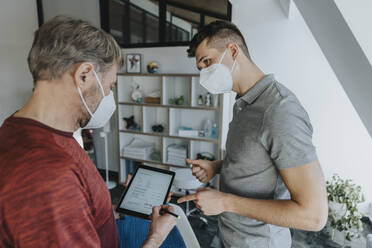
xmin=187 ymin=20 xmax=250 ymax=59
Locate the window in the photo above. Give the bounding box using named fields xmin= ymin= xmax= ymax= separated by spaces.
xmin=100 ymin=0 xmax=232 ymax=48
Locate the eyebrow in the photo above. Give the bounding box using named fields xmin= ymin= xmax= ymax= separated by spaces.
xmin=198 ymin=55 xmax=207 ymax=64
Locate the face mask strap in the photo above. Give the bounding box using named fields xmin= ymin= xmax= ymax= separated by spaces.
xmin=77 ymin=87 xmax=94 ymax=117
xmin=218 ymin=49 xmax=227 ymax=64
xmin=231 ymin=59 xmax=237 ymax=73
xmin=92 ymin=70 xmax=105 ymax=97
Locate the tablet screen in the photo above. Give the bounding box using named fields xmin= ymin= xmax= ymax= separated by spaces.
xmin=119 ymin=167 xmax=174 ymax=216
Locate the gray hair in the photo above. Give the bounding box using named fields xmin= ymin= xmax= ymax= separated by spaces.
xmin=28 ymin=15 xmax=123 ymax=84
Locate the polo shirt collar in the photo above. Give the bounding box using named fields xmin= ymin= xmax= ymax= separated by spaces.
xmin=237 ymin=74 xmax=275 ymax=104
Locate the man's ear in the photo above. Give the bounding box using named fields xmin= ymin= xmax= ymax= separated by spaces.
xmin=73 ymin=62 xmax=95 ymax=88
xmin=228 ymin=43 xmax=239 ymax=60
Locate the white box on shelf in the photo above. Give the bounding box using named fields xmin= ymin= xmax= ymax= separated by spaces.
xmin=178 ymin=129 xmax=199 ymax=137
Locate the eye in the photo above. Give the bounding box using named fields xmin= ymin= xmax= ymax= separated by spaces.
xmin=203 ymin=58 xmax=211 ymax=66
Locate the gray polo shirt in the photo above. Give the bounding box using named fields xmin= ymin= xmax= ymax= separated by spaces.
xmin=219 ymin=74 xmax=317 ymax=248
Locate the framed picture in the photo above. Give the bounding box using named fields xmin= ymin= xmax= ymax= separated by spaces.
xmin=126 ymin=54 xmax=141 ymax=73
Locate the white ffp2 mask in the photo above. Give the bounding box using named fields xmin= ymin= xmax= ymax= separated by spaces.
xmin=78 ymin=70 xmax=116 ymax=129
xmin=199 ymin=49 xmax=237 ymax=94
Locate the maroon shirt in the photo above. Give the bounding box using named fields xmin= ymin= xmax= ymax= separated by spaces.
xmin=0 ymin=116 xmax=119 ymax=247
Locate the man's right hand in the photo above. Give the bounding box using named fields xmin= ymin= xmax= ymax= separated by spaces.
xmin=186 ymin=158 xmax=218 ymax=183
xmin=143 ymin=205 xmax=176 ymax=248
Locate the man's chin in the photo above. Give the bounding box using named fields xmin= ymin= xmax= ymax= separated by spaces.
xmin=79 ymin=118 xmax=90 ymax=129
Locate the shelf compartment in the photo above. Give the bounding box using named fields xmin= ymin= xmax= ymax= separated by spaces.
xmin=118 ymin=105 xmax=142 ymax=131
xmin=189 ymin=141 xmax=218 ymax=161
xmin=162 ymin=137 xmax=189 ymax=167
xmin=169 ymin=108 xmax=219 ymax=140
xmin=117 ymin=75 xmax=161 ymax=103
xmin=162 ymin=76 xmax=190 ymax=106
xmin=143 ymin=106 xmax=168 ymax=135
xmin=191 ymin=76 xmax=220 ymax=108
xmin=119 ymin=132 xmax=161 ymax=162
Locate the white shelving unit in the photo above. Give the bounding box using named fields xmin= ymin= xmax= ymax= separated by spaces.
xmin=116 ymin=73 xmax=223 ymax=184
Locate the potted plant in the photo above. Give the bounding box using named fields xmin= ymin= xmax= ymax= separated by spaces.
xmin=326 ymin=174 xmax=365 ymax=245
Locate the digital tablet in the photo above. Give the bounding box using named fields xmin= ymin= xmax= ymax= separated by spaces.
xmin=116 ymin=165 xmax=175 ymax=219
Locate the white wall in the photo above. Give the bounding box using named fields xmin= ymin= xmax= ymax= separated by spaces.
xmin=231 ymin=0 xmax=372 ymax=211
xmin=122 ymin=46 xmax=198 ymax=74
xmin=42 ymin=0 xmax=100 ymax=28
xmin=0 ymin=1 xmax=38 ymax=124
xmin=334 ymin=0 xmax=372 ymax=64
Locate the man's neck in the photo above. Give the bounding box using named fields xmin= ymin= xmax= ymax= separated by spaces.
xmin=235 ymin=60 xmax=266 ymax=97
xmin=14 ymin=81 xmax=80 ymax=132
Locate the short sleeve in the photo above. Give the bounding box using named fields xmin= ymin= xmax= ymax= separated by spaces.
xmin=260 ymin=97 xmax=318 ymax=170
xmin=12 ymin=167 xmax=101 ymax=247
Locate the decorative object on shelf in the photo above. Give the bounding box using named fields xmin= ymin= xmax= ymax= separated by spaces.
xmin=198 ymin=130 xmax=205 ymax=137
xmin=196 ymin=152 xmax=215 ymax=161
xmin=212 ymin=123 xmax=218 ymax=139
xmin=147 ymin=61 xmax=159 ymax=73
xmin=126 ymin=53 xmax=141 ymax=73
xmin=123 ymin=116 xmax=141 ymax=131
xmin=212 ymin=94 xmax=219 ymax=108
xmin=131 ymin=82 xmax=144 ymax=103
xmin=178 ymin=126 xmax=198 ymax=137
xmin=169 ymin=95 xmax=184 ymax=105
xmin=144 ymin=97 xmax=160 ymax=104
xmin=167 ymin=144 xmax=187 ymax=166
xmin=205 ymin=93 xmax=211 ymax=107
xmin=180 ymin=126 xmax=192 ymax=130
xmin=151 ymin=124 xmax=164 ymax=133
xmin=326 ymin=174 xmax=365 ymax=244
xmin=197 ymin=95 xmax=204 ymax=105
xmin=203 ymin=119 xmax=212 ymax=137
xmin=144 ymin=90 xmax=161 ymax=104
xmin=150 ymin=151 xmax=161 ymax=162
xmin=176 ymin=96 xmax=184 ymax=105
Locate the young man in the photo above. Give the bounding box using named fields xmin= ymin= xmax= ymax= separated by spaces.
xmin=0 ymin=16 xmax=175 ymax=248
xmin=178 ymin=21 xmax=328 ymax=247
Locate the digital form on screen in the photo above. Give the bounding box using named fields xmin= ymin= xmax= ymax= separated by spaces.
xmin=120 ymin=168 xmax=172 ymax=215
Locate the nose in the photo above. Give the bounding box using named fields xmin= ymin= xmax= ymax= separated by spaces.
xmin=197 ymin=63 xmax=206 ymax=71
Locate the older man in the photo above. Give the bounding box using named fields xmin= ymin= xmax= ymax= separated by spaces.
xmin=0 ymin=16 xmax=175 ymax=248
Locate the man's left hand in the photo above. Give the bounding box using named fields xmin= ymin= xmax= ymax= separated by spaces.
xmin=177 ymin=188 xmax=229 ymax=216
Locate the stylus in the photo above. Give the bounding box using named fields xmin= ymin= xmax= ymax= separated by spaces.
xmin=160 ymin=209 xmax=180 ymax=219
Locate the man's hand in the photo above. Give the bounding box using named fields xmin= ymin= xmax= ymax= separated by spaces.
xmin=143 ymin=205 xmax=177 ymax=248
xmin=177 ymin=188 xmax=228 ymax=215
xmin=186 ymin=158 xmax=219 ymax=183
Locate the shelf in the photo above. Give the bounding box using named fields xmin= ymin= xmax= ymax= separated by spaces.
xmin=118 ymin=101 xmax=218 ymax=111
xmin=120 ymin=156 xmax=188 ymax=169
xmin=117 ymin=73 xmax=223 ymax=184
xmin=167 ymin=135 xmax=218 ymax=143
xmin=119 ymin=129 xmax=219 ymax=143
xmin=120 ymin=129 xmax=164 ymax=137
xmin=118 ymin=72 xmax=199 ymax=77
